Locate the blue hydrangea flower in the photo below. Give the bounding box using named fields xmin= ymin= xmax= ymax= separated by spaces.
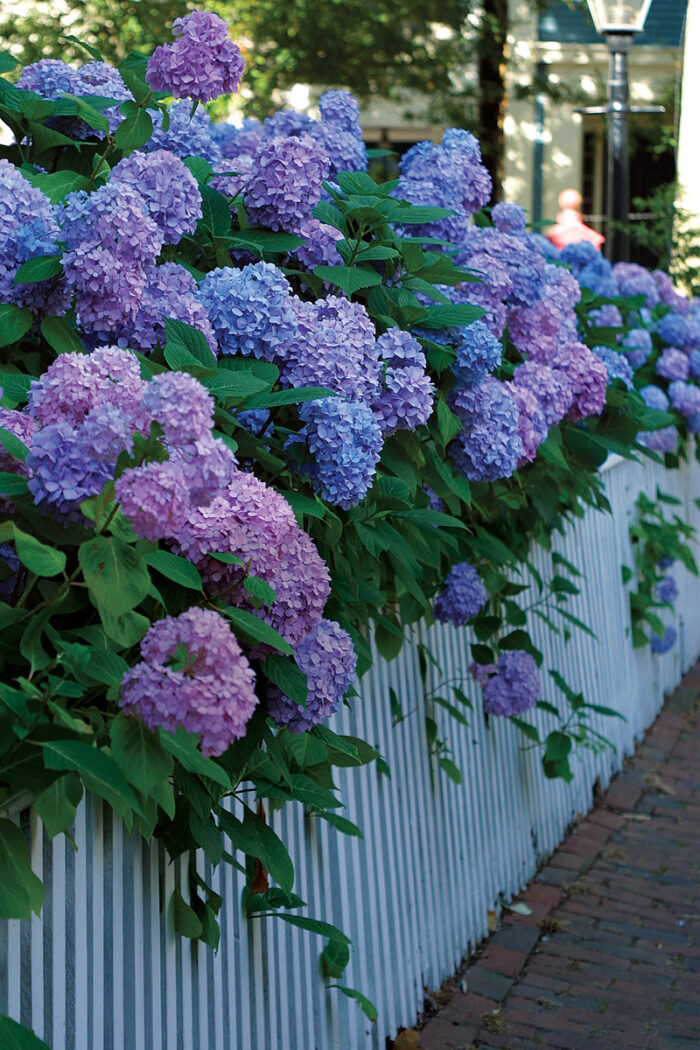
xmin=620 ymin=327 xmax=653 ymax=369
xmin=656 ymin=348 xmax=690 ymax=382
xmin=197 ymin=261 xmax=297 ymax=359
xmin=308 ymin=122 xmax=367 ymax=179
xmin=452 ymin=320 xmax=502 ymax=384
xmin=560 ymin=241 xmax=601 ymax=273
xmin=120 ymin=262 xmax=217 ymax=354
xmin=654 ymin=576 xmax=678 ymax=603
xmin=482 ymin=650 xmax=541 ymax=716
xmin=613 ymin=262 xmax=660 ymax=308
xmin=668 ymin=380 xmax=700 ymax=417
xmin=433 ymin=562 xmax=487 ymax=627
xmin=589 ymin=304 xmax=623 ymax=328
xmin=373 ymin=366 xmax=434 ymax=435
xmin=491 ymin=202 xmax=527 ymax=233
xmin=639 ymin=425 xmax=679 ymax=453
xmin=656 ymin=312 xmax=700 ymax=350
xmin=457 ymin=228 xmax=546 ymax=306
xmin=17 ymin=59 xmax=129 ymax=136
xmin=243 ymin=134 xmax=329 ymax=233
xmin=450 ymin=377 xmax=523 ymax=482
xmin=263 ymin=110 xmax=315 ymax=139
xmin=592 ymin=346 xmax=634 ymax=389
xmin=651 ymin=625 xmax=677 ymax=654
xmin=297 ymin=398 xmax=383 ymax=509
xmin=377 ymin=329 xmax=426 ymax=369
xmin=146 ymin=101 xmax=223 ymax=164
xmin=639 ymin=385 xmax=669 ymax=411
xmin=318 ymin=90 xmax=362 ymax=134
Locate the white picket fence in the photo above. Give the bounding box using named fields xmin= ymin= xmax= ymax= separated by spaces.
xmin=2 ymin=450 xmax=700 ymax=1050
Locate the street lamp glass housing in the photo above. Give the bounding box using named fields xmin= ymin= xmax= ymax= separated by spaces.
xmin=585 ymin=0 xmax=652 ymax=34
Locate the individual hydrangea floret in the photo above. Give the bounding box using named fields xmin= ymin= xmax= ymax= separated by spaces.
xmin=284 ymin=297 xmax=382 ymax=403
xmin=373 ymin=366 xmax=434 ymax=435
xmin=197 ymin=262 xmax=297 ymax=360
xmin=116 ymin=461 xmax=190 ymax=541
xmin=592 ymin=346 xmax=634 ymax=390
xmin=433 ymin=562 xmax=488 ymax=627
xmin=452 ymin=320 xmax=502 ymax=384
xmin=267 ymin=618 xmax=357 ymax=733
xmin=656 ymin=348 xmax=690 ymax=382
xmin=513 ymin=361 xmax=573 ymax=428
xmin=297 ymin=398 xmax=383 ymax=509
xmin=242 ymin=134 xmax=330 ymax=233
xmin=0 ymin=160 xmax=66 ymax=314
xmin=639 ymin=385 xmax=669 ymax=412
xmin=377 ymin=329 xmax=426 ymax=369
xmin=654 ymin=576 xmax=678 ymax=604
xmin=111 ymin=151 xmax=202 ymax=244
xmin=146 ymin=10 xmax=244 ymax=103
xmin=120 ymin=608 xmax=257 ymax=756
xmin=450 ymin=377 xmax=523 ymax=482
xmin=651 ymin=625 xmax=677 ymax=654
xmin=481 ymin=650 xmax=541 ymax=717
xmin=491 ymin=202 xmax=527 ymax=233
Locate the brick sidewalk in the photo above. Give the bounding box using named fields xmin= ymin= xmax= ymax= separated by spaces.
xmin=412 ymin=666 xmax=700 ymax=1050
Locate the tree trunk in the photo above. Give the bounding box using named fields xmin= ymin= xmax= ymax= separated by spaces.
xmin=477 ymin=0 xmax=509 ymax=202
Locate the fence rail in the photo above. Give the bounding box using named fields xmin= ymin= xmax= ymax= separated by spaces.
xmin=2 ymin=451 xmax=700 ymax=1050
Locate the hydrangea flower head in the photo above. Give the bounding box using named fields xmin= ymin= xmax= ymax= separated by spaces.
xmin=592 ymin=346 xmax=634 ymax=389
xmin=654 ymin=576 xmax=678 ymax=604
xmin=452 ymin=320 xmax=502 ymax=384
xmin=267 ymin=618 xmax=356 ymax=733
xmin=111 ymin=151 xmax=202 ymax=244
xmin=656 ymin=348 xmax=690 ymax=382
xmin=639 ymin=425 xmax=679 ymax=453
xmin=318 ymin=90 xmax=362 ymax=134
xmin=668 ymin=380 xmax=700 ymax=418
xmin=507 ymin=300 xmax=562 ymax=362
xmin=482 ymin=650 xmax=541 ymax=716
xmin=434 ymin=562 xmax=488 ymax=627
xmin=243 ymin=134 xmax=329 ymax=233
xmin=639 ymin=385 xmax=669 ymax=412
xmin=373 ymin=365 xmax=434 ymax=435
xmin=513 ymin=361 xmax=573 ymax=428
xmin=491 ymin=202 xmax=527 ymax=233
xmin=28 ymin=346 xmax=145 ymax=427
xmin=146 ymin=101 xmax=222 ymax=163
xmin=508 ymin=381 xmax=549 ymax=464
xmin=377 ymin=329 xmax=426 ymax=369
xmin=620 ymin=327 xmax=653 ymax=369
xmin=613 ymin=261 xmax=660 ymax=307
xmin=143 ymin=371 xmax=215 ymax=444
xmin=450 ymin=377 xmax=523 ymax=482
xmin=17 ymin=59 xmax=129 ymax=136
xmin=116 ymin=461 xmax=190 ymax=541
xmin=293 ymin=218 xmax=343 ymax=270
xmin=651 ymin=625 xmax=677 ymax=654
xmin=0 ymin=160 xmax=65 ymax=314
xmin=120 ymin=607 xmax=257 ymax=756
xmin=297 ymin=398 xmax=383 ymax=509
xmin=197 ymin=262 xmax=297 ymax=360
xmin=308 ymin=122 xmax=367 ymax=179
xmin=146 ymin=10 xmax=244 ymax=103
xmin=656 ymin=312 xmax=700 ymax=350
xmin=120 ymin=262 xmax=217 ymax=354
xmin=550 ymin=343 xmax=607 ymax=421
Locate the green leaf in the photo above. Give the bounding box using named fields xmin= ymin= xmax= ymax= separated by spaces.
xmin=220 ymin=606 xmax=293 ymax=654
xmin=33 ymin=774 xmax=83 ymax=838
xmin=231 ymin=229 xmax=303 ymax=253
xmin=114 ymin=100 xmax=153 ymax=150
xmin=144 ymin=550 xmax=203 ymax=591
xmin=14 ymin=528 xmax=66 ymax=577
xmin=262 ymin=655 xmax=308 ymax=707
xmin=284 ymin=733 xmax=328 ymax=768
xmin=0 ymin=1015 xmax=52 ymax=1050
xmin=321 ymin=939 xmax=350 ymax=978
xmin=316 ymin=812 xmax=364 ymax=838
xmin=240 ymin=385 xmax=335 ymax=411
xmin=42 ymin=740 xmax=142 ymax=825
xmin=172 ymin=888 xmax=203 ymax=939
xmin=269 ymin=912 xmax=350 ymax=942
xmin=313 ymin=265 xmax=382 ymax=295
xmin=219 ymin=807 xmax=294 ymax=893
xmin=199 ymin=184 xmax=231 ymax=236
xmin=329 ymin=985 xmax=378 ymax=1022
xmin=0 ymin=52 xmax=18 ymax=73
xmin=13 ymin=255 xmax=62 ymax=285
xmin=0 ymin=304 xmax=33 ymax=347
xmin=510 ymin=717 xmax=540 ymax=743
xmin=438 ymin=757 xmax=463 ymax=785
xmin=78 ymin=535 xmax=150 ymax=616
xmin=0 ymin=472 xmax=29 ymax=496
xmin=158 ymin=726 xmax=230 ymax=789
xmin=0 ymin=428 xmax=28 ymax=462
xmin=243 ymin=575 xmax=276 ymax=606
xmin=23 ymin=170 xmax=91 ymax=203
xmin=117 ymin=63 xmax=151 ymax=104
xmin=0 ymin=818 xmax=45 ymax=919
xmin=99 ymin=608 xmax=150 ymax=648
xmin=163 ymin=316 xmax=218 ymax=368
xmin=57 ymin=91 xmax=109 ymax=131
xmin=110 ymin=714 xmax=174 ymax=800
xmin=419 ymin=303 xmax=485 ymax=329
xmin=40 ymin=315 xmax=84 ymax=355
xmin=0 ymin=373 xmax=32 ymax=406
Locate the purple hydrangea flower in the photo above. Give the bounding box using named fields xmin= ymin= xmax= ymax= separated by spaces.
xmin=308 ymin=122 xmax=367 ymax=179
xmin=263 ymin=110 xmax=315 ymax=139
xmin=656 ymin=348 xmax=690 ymax=382
xmin=639 ymin=425 xmax=679 ymax=453
xmin=425 ymin=486 xmax=446 ymax=512
xmin=116 ymin=461 xmax=190 ymax=541
xmin=119 ymin=262 xmax=217 ymax=354
xmin=120 ymin=607 xmax=257 ymax=756
xmin=491 ymin=202 xmax=527 ymax=233
xmin=668 ymin=380 xmax=700 ymax=417
xmin=650 ymin=625 xmax=677 ymax=654
xmin=592 ymin=346 xmax=634 ymax=389
xmin=170 ymin=436 xmax=237 ymax=507
xmin=0 ymin=160 xmax=67 ymax=314
xmin=481 ymin=650 xmax=541 ymax=716
xmin=620 ymin=327 xmax=653 ymax=369
xmin=373 ymin=365 xmax=434 ymax=435
xmin=544 ymin=264 xmax=581 ymax=311
xmin=654 ymin=576 xmax=678 ymax=604
xmin=197 ymin=262 xmax=297 ymax=360
xmin=211 ymin=116 xmax=264 ymax=157
xmin=508 ymin=381 xmax=549 ymax=464
xmin=457 ymin=228 xmax=546 ymax=307
xmin=0 ymin=409 xmax=36 ymax=474
xmin=377 ymin=329 xmax=426 ymax=368
xmin=293 ymin=218 xmax=343 ymax=269
xmin=146 ymin=101 xmax=222 ymax=164
xmin=589 ymin=304 xmax=623 ymax=328
xmin=318 ymin=90 xmax=362 ymax=134
xmin=613 ymin=261 xmax=660 ymax=308
xmin=401 ymin=129 xmax=492 ymax=216
xmin=452 ymin=320 xmax=502 ymax=383
xmin=639 ymin=385 xmax=669 ymax=412
xmin=513 ymin=361 xmax=573 ymax=428
xmin=284 ymin=296 xmax=382 ymax=402
xmin=689 ymin=350 xmax=700 ymax=382
xmin=550 ymin=343 xmax=607 ymax=421
xmin=267 ymin=618 xmax=356 ymax=733
xmin=111 ymin=151 xmax=202 ymax=244
xmin=242 ymin=134 xmax=329 ymax=233
xmin=17 ymin=59 xmax=129 ymax=136
xmin=297 ymin=398 xmax=383 ymax=509
xmin=507 ymin=300 xmax=563 ymax=362
xmin=653 ymin=271 xmax=690 ymax=313
xmin=27 ymin=346 xmax=146 ymax=427
xmin=433 ymin=562 xmax=488 ymax=627
xmin=264 ymin=530 xmax=332 ymax=648
xmin=658 ymin=555 xmax=675 ymax=570
xmin=146 ymin=10 xmax=244 ymax=103
xmin=143 ymin=371 xmax=215 ymax=444
xmin=450 ymin=377 xmax=523 ymax=482
xmin=0 ymin=543 xmax=20 ymax=600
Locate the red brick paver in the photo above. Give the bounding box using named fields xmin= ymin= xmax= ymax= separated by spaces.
xmin=415 ymin=671 xmax=700 ymax=1050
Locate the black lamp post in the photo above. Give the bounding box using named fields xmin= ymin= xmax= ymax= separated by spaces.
xmin=585 ymin=0 xmax=654 ymax=262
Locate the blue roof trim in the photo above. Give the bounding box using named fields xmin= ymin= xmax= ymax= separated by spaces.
xmin=538 ymin=0 xmax=687 ymax=47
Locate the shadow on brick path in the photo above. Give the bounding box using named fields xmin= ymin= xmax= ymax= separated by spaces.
xmin=413 ymin=667 xmax=700 ymax=1050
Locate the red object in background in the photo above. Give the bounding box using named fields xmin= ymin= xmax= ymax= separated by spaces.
xmin=547 ymin=189 xmax=605 ymax=250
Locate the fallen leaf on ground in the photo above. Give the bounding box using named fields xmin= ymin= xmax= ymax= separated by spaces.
xmin=505 ymin=901 xmax=532 ymax=916
xmin=393 ymin=1029 xmax=422 ymax=1050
